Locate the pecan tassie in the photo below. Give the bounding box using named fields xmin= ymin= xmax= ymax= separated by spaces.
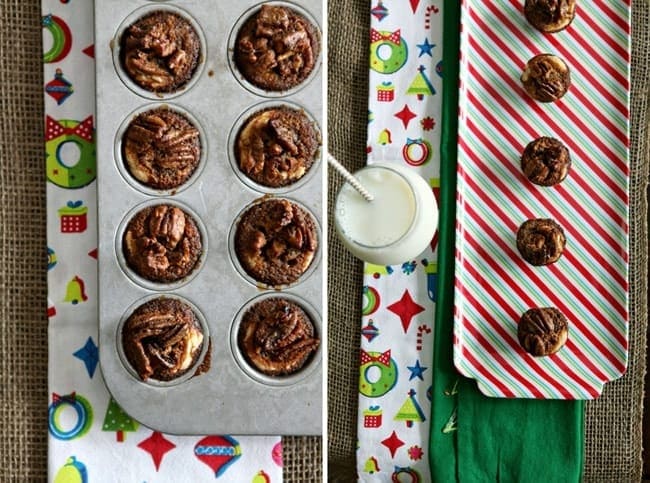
xmin=235 ymin=199 xmax=318 ymax=287
xmin=123 ymin=205 xmax=202 ymax=283
xmin=521 ymin=54 xmax=571 ymax=103
xmin=236 ymin=107 xmax=320 ymax=188
xmin=234 ymin=5 xmax=320 ymax=92
xmin=123 ymin=108 xmax=201 ymax=190
xmin=524 ymin=0 xmax=577 ymax=33
xmin=518 ymin=307 xmax=568 ymax=357
xmin=121 ymin=11 xmax=201 ymax=93
xmin=122 ymin=298 xmax=207 ymax=381
xmin=239 ymin=297 xmax=319 ymax=376
xmin=516 ymin=218 xmax=566 ymax=266
xmin=520 ymin=136 xmax=571 ymax=186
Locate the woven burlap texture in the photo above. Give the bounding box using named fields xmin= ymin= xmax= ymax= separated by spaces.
xmin=0 ymin=1 xmax=320 ymax=481
xmin=327 ymin=1 xmax=650 ymax=481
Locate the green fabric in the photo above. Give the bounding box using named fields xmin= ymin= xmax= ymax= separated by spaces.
xmin=430 ymin=2 xmax=585 ymax=482
xmin=428 ymin=0 xmax=462 ymax=481
xmin=457 ymin=378 xmax=584 ymax=483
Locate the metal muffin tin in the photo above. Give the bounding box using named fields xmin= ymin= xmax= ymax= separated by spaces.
xmin=95 ymin=0 xmax=323 ymax=435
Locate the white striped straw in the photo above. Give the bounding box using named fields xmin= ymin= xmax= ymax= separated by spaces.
xmin=327 ymin=153 xmax=374 ymax=202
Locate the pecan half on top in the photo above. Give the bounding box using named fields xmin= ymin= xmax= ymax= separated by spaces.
xmin=122 ymin=297 xmax=206 ymax=381
xmin=235 ymin=199 xmax=318 ymax=287
xmin=234 ymin=5 xmax=320 ymax=92
xmin=520 ymin=136 xmax=571 ymax=186
xmin=521 ymin=54 xmax=571 ymax=103
xmin=239 ymin=297 xmax=320 ymax=376
xmin=121 ymin=11 xmax=201 ymax=93
xmin=518 ymin=307 xmax=568 ymax=357
xmin=236 ymin=107 xmax=320 ymax=188
xmin=123 ymin=205 xmax=202 ymax=283
xmin=123 ymin=108 xmax=201 ymax=190
xmin=516 ymin=218 xmax=566 ymax=266
xmin=524 ymin=0 xmax=577 ymax=33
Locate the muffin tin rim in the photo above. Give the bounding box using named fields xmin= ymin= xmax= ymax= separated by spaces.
xmin=227 ymin=196 xmax=322 ymax=290
xmin=115 ymin=292 xmax=212 ymax=387
xmin=113 ymin=102 xmax=209 ymax=197
xmin=226 ymin=0 xmax=323 ymax=99
xmin=229 ymin=291 xmax=322 ymax=387
xmin=111 ymin=3 xmax=208 ymax=101
xmin=227 ymin=99 xmax=323 ymax=195
xmin=114 ymin=197 xmax=209 ymax=292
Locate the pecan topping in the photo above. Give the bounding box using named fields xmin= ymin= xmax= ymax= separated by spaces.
xmin=121 ymin=11 xmax=201 ymax=93
xmin=521 ymin=54 xmax=571 ymax=103
xmin=239 ymin=298 xmax=319 ymax=376
xmin=518 ymin=307 xmax=568 ymax=356
xmin=123 ymin=205 xmax=202 ymax=283
xmin=516 ymin=218 xmax=566 ymax=266
xmin=235 ymin=5 xmax=320 ymax=92
xmin=524 ymin=0 xmax=577 ymax=33
xmin=235 ymin=199 xmax=318 ymax=287
xmin=520 ymin=136 xmax=571 ymax=186
xmin=122 ymin=298 xmax=206 ymax=381
xmin=123 ymin=108 xmax=201 ymax=190
xmin=236 ymin=107 xmax=320 ymax=188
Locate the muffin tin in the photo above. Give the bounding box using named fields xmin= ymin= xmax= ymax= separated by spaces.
xmin=95 ymin=0 xmax=322 ymax=435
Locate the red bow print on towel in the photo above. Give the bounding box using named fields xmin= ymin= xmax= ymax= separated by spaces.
xmin=45 ymin=115 xmax=94 ymax=142
xmin=361 ymin=349 xmax=392 ymax=367
xmin=52 ymin=392 xmax=76 ymax=404
xmin=370 ymin=29 xmax=401 ymax=45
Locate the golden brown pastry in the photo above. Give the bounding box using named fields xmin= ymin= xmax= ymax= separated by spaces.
xmin=122 ymin=298 xmax=207 ymax=381
xmin=521 ymin=54 xmax=571 ymax=102
xmin=518 ymin=307 xmax=568 ymax=356
xmin=239 ymin=297 xmax=319 ymax=376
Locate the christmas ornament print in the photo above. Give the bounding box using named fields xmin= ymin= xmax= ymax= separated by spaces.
xmin=45 ymin=68 xmax=74 ymax=105
xmin=53 ymin=456 xmax=88 ymax=483
xmin=194 ymin=435 xmax=242 ymax=478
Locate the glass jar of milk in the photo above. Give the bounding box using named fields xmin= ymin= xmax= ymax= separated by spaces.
xmin=334 ymin=163 xmax=438 ymax=265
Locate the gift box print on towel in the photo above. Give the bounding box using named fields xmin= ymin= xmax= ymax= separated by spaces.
xmin=357 ymin=1 xmax=443 ymax=481
xmin=44 ymin=1 xmax=282 ymax=480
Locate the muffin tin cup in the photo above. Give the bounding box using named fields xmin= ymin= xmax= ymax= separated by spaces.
xmin=116 ymin=293 xmax=211 ymax=387
xmin=112 ymin=3 xmax=208 ymax=100
xmin=115 ymin=198 xmax=209 ymax=292
xmin=96 ymin=0 xmax=322 ymax=435
xmin=227 ymin=1 xmax=322 ymax=98
xmin=227 ymin=100 xmax=322 ymax=195
xmin=227 ymin=196 xmax=322 ymax=290
xmin=230 ymin=292 xmax=322 ymax=387
xmin=114 ymin=102 xmax=208 ymax=197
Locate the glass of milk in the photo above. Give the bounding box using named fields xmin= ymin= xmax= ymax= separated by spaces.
xmin=334 ymin=163 xmax=438 ymax=265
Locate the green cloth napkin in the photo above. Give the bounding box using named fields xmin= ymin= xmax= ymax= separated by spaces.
xmin=429 ymin=2 xmax=585 ymax=481
xmin=457 ymin=378 xmax=583 ymax=483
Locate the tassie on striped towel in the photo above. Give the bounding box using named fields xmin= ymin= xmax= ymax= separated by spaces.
xmin=453 ymin=0 xmax=630 ymax=399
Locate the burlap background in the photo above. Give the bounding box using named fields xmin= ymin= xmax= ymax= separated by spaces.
xmin=0 ymin=1 xmax=321 ymax=481
xmin=327 ymin=1 xmax=650 ymax=482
